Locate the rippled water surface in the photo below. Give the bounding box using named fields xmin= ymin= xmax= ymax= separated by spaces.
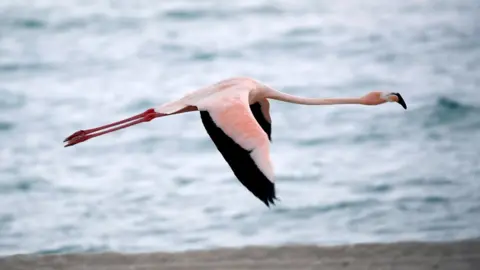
xmin=0 ymin=0 xmax=479 ymax=255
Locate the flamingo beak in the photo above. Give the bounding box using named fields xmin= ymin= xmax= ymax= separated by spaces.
xmin=393 ymin=93 xmax=407 ymax=110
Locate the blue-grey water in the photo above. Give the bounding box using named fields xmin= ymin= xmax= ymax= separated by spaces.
xmin=1 ymin=0 xmax=479 ymax=256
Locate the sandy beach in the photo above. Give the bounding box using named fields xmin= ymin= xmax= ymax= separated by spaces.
xmin=1 ymin=240 xmax=479 ymax=270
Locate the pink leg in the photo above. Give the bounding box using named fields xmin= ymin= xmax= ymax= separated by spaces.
xmin=63 ymin=106 xmax=197 ymax=147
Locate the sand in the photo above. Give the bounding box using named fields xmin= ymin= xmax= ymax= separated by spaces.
xmin=1 ymin=240 xmax=480 ymax=270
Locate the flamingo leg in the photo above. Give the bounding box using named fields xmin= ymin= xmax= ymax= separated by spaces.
xmin=63 ymin=106 xmax=198 ymax=147
xmin=63 ymin=108 xmax=161 ymax=147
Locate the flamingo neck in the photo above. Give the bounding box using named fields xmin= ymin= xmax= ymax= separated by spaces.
xmin=265 ymin=89 xmax=363 ymax=106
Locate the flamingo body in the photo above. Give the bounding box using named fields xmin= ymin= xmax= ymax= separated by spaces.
xmin=159 ymin=78 xmax=277 ymax=205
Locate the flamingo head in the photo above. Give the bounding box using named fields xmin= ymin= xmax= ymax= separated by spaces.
xmin=361 ymin=91 xmax=407 ymax=109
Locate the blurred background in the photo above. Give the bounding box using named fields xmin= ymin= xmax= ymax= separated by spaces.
xmin=0 ymin=0 xmax=479 ymax=256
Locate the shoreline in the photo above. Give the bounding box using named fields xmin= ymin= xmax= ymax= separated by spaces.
xmin=1 ymin=240 xmax=480 ymax=270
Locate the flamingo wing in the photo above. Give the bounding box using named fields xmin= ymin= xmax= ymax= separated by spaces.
xmin=199 ymin=98 xmax=277 ymax=206
xmin=250 ymin=101 xmax=272 ymax=141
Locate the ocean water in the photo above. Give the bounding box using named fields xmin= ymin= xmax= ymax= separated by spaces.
xmin=0 ymin=0 xmax=479 ymax=256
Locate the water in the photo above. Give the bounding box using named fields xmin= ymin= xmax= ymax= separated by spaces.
xmin=1 ymin=0 xmax=479 ymax=256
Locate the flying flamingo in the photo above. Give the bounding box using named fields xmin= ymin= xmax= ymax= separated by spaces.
xmin=63 ymin=77 xmax=407 ymax=207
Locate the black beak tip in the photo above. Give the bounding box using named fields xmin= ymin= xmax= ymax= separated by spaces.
xmin=394 ymin=93 xmax=407 ymax=110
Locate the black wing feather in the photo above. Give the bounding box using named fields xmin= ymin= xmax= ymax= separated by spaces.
xmin=249 ymin=102 xmax=272 ymax=141
xmin=200 ymin=110 xmax=276 ymax=207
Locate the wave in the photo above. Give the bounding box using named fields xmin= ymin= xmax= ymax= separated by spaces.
xmin=0 ymin=15 xmax=140 ymax=33
xmin=423 ymin=96 xmax=479 ymax=129
xmin=0 ymin=62 xmax=54 ymax=73
xmin=273 ymin=198 xmax=380 ymax=219
xmin=435 ymin=96 xmax=475 ymax=112
xmin=0 ymin=122 xmax=13 ymax=132
xmin=35 ymin=244 xmax=109 ymax=255
xmin=283 ymin=27 xmax=322 ymax=38
xmin=0 ymin=177 xmax=50 ymax=194
xmin=162 ymin=9 xmax=226 ymax=20
xmin=1 ymin=5 xmax=282 ymax=32
xmin=2 ymin=18 xmax=46 ymax=29
xmin=400 ymin=177 xmax=456 ymax=188
xmin=161 ymin=5 xmax=283 ymax=21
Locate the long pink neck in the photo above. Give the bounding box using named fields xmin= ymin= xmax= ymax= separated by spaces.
xmin=265 ymin=89 xmax=363 ymax=106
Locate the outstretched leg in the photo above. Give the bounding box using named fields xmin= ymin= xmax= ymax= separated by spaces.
xmin=63 ymin=106 xmax=197 ymax=147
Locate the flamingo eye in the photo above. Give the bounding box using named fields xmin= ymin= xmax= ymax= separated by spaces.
xmin=380 ymin=92 xmax=395 ymax=101
xmin=382 ymin=92 xmax=398 ymax=102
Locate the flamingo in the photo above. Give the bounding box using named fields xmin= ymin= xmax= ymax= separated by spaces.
xmin=63 ymin=77 xmax=407 ymax=207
